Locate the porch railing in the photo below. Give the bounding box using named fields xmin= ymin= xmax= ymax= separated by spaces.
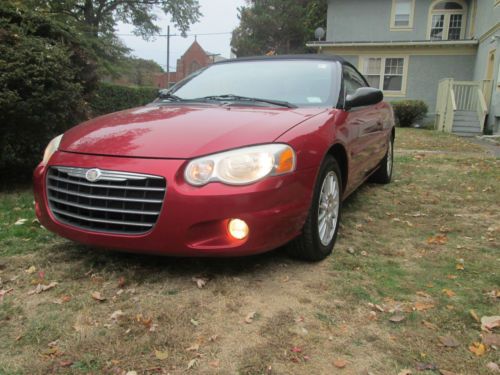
xmin=435 ymin=78 xmax=488 ymax=133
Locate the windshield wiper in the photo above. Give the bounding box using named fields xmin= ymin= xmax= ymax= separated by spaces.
xmin=157 ymin=89 xmax=184 ymax=102
xmin=194 ymin=94 xmax=297 ymax=108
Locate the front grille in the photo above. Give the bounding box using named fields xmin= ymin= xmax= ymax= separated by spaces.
xmin=46 ymin=167 xmax=166 ymax=234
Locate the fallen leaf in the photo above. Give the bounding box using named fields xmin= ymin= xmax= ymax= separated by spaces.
xmin=439 ymin=370 xmax=458 ymax=375
xmin=192 ymin=276 xmax=209 ymax=289
xmin=414 ymin=302 xmax=435 ymax=311
xmin=154 ymin=350 xmax=168 ymax=360
xmin=486 ymin=362 xmax=500 ymax=372
xmin=28 ymin=282 xmax=57 ymax=295
xmin=447 ymin=274 xmax=458 ymax=279
xmin=14 ymin=219 xmax=27 ymax=225
xmin=470 ymin=309 xmax=480 ymax=323
xmin=190 ymin=318 xmax=199 ymax=326
xmin=208 ymin=360 xmax=220 ymax=368
xmin=427 ymin=234 xmax=447 ymax=245
xmin=290 ymin=346 xmax=302 ymax=353
xmin=482 ymin=333 xmax=500 ymax=346
xmin=416 ymin=291 xmax=431 ymax=298
xmin=422 ymin=320 xmax=438 ymax=330
xmin=398 ymin=370 xmax=412 ymax=375
xmin=209 ymin=335 xmax=218 ymax=342
xmin=442 ymin=289 xmax=456 ymax=298
xmin=469 ymin=342 xmax=487 ymax=356
xmin=187 ymin=358 xmax=197 ymax=369
xmin=481 ymin=316 xmax=500 ymax=331
xmin=245 ymin=312 xmax=256 ymax=324
xmin=59 ymin=360 xmax=73 ymax=367
xmin=438 ymin=335 xmax=460 ymax=348
xmin=91 ymin=291 xmax=106 ymax=302
xmin=117 ymin=276 xmax=126 ymax=288
xmin=0 ymin=288 xmax=14 ymax=301
xmin=389 ymin=314 xmax=406 ymax=323
xmin=25 ymin=266 xmax=36 ymax=274
xmin=186 ymin=343 xmax=199 ymax=352
xmin=110 ymin=310 xmax=125 ymax=321
xmin=333 ymin=359 xmax=348 ymax=368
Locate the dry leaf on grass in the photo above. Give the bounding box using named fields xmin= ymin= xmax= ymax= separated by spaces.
xmin=469 ymin=342 xmax=487 ymax=356
xmin=442 ymin=289 xmax=456 ymax=298
xmin=398 ymin=370 xmax=412 ymax=375
xmin=416 ymin=363 xmax=437 ymax=371
xmin=470 ymin=309 xmax=480 ymax=323
xmin=208 ymin=360 xmax=220 ymax=368
xmin=414 ymin=302 xmax=435 ymax=311
xmin=438 ymin=335 xmax=460 ymax=348
xmin=427 ymin=234 xmax=447 ymax=245
xmin=290 ymin=346 xmax=302 ymax=353
xmin=389 ymin=314 xmax=406 ymax=323
xmin=481 ymin=316 xmax=500 ymax=331
xmin=28 ymin=282 xmax=57 ymax=295
xmin=91 ymin=291 xmax=106 ymax=302
xmin=486 ymin=362 xmax=500 ymax=372
xmin=0 ymin=288 xmax=14 ymax=301
xmin=482 ymin=333 xmax=500 ymax=346
xmin=110 ymin=310 xmax=125 ymax=321
xmin=117 ymin=276 xmax=126 ymax=288
xmin=192 ymin=276 xmax=209 ymax=289
xmin=245 ymin=312 xmax=256 ymax=324
xmin=187 ymin=358 xmax=197 ymax=369
xmin=439 ymin=370 xmax=458 ymax=375
xmin=190 ymin=318 xmax=199 ymax=326
xmin=422 ymin=320 xmax=438 ymax=330
xmin=25 ymin=266 xmax=36 ymax=274
xmin=333 ymin=359 xmax=348 ymax=368
xmin=14 ymin=219 xmax=27 ymax=225
xmin=154 ymin=350 xmax=168 ymax=360
xmin=186 ymin=343 xmax=200 ymax=352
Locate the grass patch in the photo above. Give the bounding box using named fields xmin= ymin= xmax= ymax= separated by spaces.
xmin=0 ymin=128 xmax=498 ymax=374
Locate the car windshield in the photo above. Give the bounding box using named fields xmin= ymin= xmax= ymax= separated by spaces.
xmin=168 ymin=60 xmax=340 ymax=107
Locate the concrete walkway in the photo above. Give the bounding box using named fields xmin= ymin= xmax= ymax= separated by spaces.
xmin=466 ymin=136 xmax=500 ymax=158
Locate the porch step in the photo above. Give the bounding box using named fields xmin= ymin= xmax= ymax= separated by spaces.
xmin=452 ymin=110 xmax=482 ymax=137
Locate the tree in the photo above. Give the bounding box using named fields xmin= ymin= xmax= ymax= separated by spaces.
xmin=11 ymin=0 xmax=201 ymax=75
xmin=231 ymin=0 xmax=327 ymax=57
xmin=0 ymin=4 xmax=98 ymax=175
xmin=19 ymin=0 xmax=201 ymax=37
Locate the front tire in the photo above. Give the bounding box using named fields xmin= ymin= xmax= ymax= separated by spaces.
xmin=370 ymin=137 xmax=393 ymax=184
xmin=288 ymin=155 xmax=342 ymax=262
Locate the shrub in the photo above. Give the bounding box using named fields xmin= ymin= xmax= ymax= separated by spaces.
xmin=90 ymin=83 xmax=158 ymax=116
xmin=0 ymin=4 xmax=97 ymax=177
xmin=391 ymin=100 xmax=428 ymax=127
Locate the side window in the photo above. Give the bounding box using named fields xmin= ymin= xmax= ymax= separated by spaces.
xmin=343 ymin=66 xmax=367 ymax=96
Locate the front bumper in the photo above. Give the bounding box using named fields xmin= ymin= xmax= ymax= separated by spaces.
xmin=33 ymin=151 xmax=318 ymax=256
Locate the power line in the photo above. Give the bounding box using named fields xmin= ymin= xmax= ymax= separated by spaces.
xmin=116 ymin=31 xmax=232 ymax=37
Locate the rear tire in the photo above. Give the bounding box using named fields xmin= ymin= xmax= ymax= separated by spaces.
xmin=370 ymin=137 xmax=393 ymax=184
xmin=288 ymin=155 xmax=342 ymax=262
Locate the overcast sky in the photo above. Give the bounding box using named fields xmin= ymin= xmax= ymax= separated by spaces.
xmin=116 ymin=0 xmax=246 ymax=71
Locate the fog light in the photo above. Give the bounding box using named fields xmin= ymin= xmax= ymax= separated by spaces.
xmin=228 ymin=218 xmax=249 ymax=240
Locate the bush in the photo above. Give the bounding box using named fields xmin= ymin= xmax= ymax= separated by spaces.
xmin=0 ymin=4 xmax=97 ymax=177
xmin=90 ymin=83 xmax=158 ymax=116
xmin=391 ymin=100 xmax=428 ymax=127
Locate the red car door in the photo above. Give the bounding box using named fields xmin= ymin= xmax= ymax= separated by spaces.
xmin=342 ymin=66 xmax=386 ymax=189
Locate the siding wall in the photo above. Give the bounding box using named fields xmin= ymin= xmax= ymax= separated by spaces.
xmin=326 ymin=0 xmax=474 ymax=43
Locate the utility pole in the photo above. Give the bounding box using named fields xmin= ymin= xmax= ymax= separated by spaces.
xmin=166 ymin=25 xmax=170 ymax=89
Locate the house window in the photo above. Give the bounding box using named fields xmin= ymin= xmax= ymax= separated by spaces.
xmin=391 ymin=0 xmax=415 ymax=29
xmin=361 ymin=57 xmax=408 ymax=95
xmin=391 ymin=0 xmax=414 ymax=28
xmin=428 ymin=1 xmax=467 ymax=40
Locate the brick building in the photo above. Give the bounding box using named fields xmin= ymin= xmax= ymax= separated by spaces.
xmin=153 ymin=40 xmax=225 ymax=88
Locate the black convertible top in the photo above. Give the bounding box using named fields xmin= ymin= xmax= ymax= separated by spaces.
xmin=214 ymin=54 xmax=347 ymax=65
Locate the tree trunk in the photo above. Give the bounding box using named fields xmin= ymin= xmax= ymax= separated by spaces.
xmin=83 ymin=0 xmax=98 ymax=36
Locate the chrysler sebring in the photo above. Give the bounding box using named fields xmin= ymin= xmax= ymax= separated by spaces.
xmin=33 ymin=55 xmax=394 ymax=261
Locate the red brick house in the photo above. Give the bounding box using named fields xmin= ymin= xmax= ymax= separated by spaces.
xmin=154 ymin=40 xmax=224 ymax=88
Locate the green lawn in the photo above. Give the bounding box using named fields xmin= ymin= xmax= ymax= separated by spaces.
xmin=0 ymin=128 xmax=498 ymax=375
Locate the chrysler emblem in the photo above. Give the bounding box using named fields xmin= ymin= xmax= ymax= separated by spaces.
xmin=85 ymin=168 xmax=101 ymax=182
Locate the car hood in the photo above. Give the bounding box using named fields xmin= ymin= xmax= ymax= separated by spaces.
xmin=59 ymin=104 xmax=327 ymax=159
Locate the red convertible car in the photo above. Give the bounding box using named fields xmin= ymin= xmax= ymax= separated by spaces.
xmin=33 ymin=55 xmax=394 ymax=261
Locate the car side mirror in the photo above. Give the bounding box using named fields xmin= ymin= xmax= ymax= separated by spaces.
xmin=345 ymin=87 xmax=383 ymax=110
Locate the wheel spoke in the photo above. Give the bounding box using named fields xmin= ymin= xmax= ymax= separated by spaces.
xmin=317 ymin=170 xmax=340 ymax=246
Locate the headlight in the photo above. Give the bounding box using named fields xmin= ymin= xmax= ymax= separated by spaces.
xmin=185 ymin=144 xmax=296 ymax=186
xmin=42 ymin=134 xmax=63 ymax=165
